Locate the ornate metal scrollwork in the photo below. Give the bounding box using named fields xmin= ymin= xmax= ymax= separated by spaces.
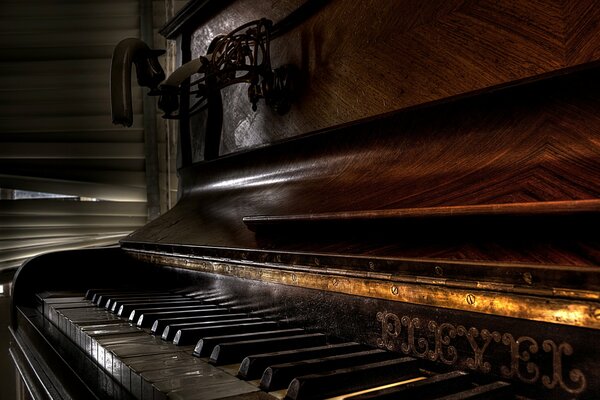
xmin=152 ymin=18 xmax=298 ymax=120
xmin=375 ymin=311 xmax=588 ymax=396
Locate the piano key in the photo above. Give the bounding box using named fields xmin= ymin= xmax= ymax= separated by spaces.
xmin=130 ymin=304 xmax=222 ymax=324
xmin=42 ymin=296 xmax=87 ymax=305
xmin=210 ymin=333 xmax=328 ymax=365
xmin=94 ymin=333 xmax=154 ymax=369
xmin=260 ymin=348 xmax=395 ymax=391
xmin=104 ymin=335 xmax=192 ymax=356
xmin=195 ymin=328 xmax=307 ymax=357
xmin=61 ymin=312 xmax=121 ymax=339
xmin=55 ymin=308 xmax=120 ymax=340
xmin=103 ymin=294 xmax=185 ymax=310
xmin=345 ymin=370 xmax=473 ymax=400
xmin=47 ymin=302 xmax=98 ymax=324
xmin=285 ymin=357 xmax=421 ymax=400
xmin=82 ymin=324 xmax=143 ymax=339
xmin=96 ymin=292 xmax=166 ymax=305
xmin=123 ymin=351 xmax=240 ymax=400
xmin=124 ymin=351 xmax=205 ymax=394
xmin=173 ymin=321 xmax=279 ymax=346
xmin=162 ymin=317 xmax=264 ymax=341
xmin=57 ymin=308 xmax=120 ymax=322
xmin=139 ymin=358 xmax=224 ymax=400
xmin=108 ymin=295 xmax=192 ymax=308
xmin=141 ymin=365 xmax=237 ymax=400
xmin=85 ymin=288 xmax=121 ymax=299
xmin=125 ymin=352 xmax=207 ymax=371
xmin=166 ymin=381 xmax=260 ymax=400
xmin=151 ymin=312 xmax=247 ymax=333
xmin=195 ymin=294 xmax=233 ymax=303
xmin=117 ymin=299 xmax=210 ymax=317
xmin=152 ymin=373 xmax=254 ymax=400
xmin=139 ymin=310 xmax=238 ymax=328
xmin=88 ymin=289 xmax=157 ymax=303
xmin=35 ymin=292 xmax=86 ymax=315
xmin=38 ymin=291 xmax=86 ymax=300
xmin=238 ymin=342 xmax=365 ymax=380
xmin=431 ymin=381 xmax=513 ymax=400
xmin=77 ymin=321 xmax=133 ymax=353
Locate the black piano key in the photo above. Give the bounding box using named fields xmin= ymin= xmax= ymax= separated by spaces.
xmin=195 ymin=328 xmax=306 ymax=357
xmin=260 ymin=348 xmax=395 ymax=391
xmin=128 ymin=304 xmax=217 ymax=322
xmin=162 ymin=317 xmax=264 ymax=341
xmin=103 ymin=294 xmax=184 ymax=309
xmin=348 ymin=370 xmax=473 ymax=400
xmin=173 ymin=321 xmax=279 ymax=346
xmin=38 ymin=291 xmax=86 ymax=301
xmin=238 ymin=342 xmax=365 ymax=380
xmin=85 ymin=288 xmax=114 ymax=300
xmin=89 ymin=289 xmax=152 ymax=304
xmin=117 ymin=300 xmax=209 ymax=317
xmin=108 ymin=295 xmax=184 ymax=312
xmin=138 ymin=308 xmax=234 ymax=328
xmin=196 ymin=294 xmax=233 ymax=303
xmin=151 ymin=313 xmax=246 ymax=333
xmin=431 ymin=381 xmax=513 ymax=400
xmin=97 ymin=293 xmax=161 ymax=307
xmin=285 ymin=357 xmax=420 ymax=400
xmin=210 ymin=333 xmax=328 ymax=366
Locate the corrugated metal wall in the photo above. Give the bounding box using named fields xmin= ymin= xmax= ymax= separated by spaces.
xmin=0 ymin=0 xmax=182 ymax=271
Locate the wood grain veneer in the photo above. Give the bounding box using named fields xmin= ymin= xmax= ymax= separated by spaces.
xmin=179 ymin=0 xmax=600 ymax=156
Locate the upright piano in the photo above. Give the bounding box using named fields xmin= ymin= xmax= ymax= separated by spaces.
xmin=9 ymin=1 xmax=600 ymax=399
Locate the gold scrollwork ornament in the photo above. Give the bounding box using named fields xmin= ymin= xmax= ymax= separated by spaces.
xmin=542 ymin=340 xmax=586 ymax=395
xmin=376 ymin=311 xmax=401 ymax=351
xmin=500 ymin=333 xmax=540 ymax=383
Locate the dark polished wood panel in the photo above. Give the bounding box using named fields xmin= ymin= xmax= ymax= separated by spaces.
xmin=126 ymin=68 xmax=600 ymax=267
xmin=182 ymin=0 xmax=600 ymax=156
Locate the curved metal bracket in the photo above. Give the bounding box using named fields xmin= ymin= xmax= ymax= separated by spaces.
xmin=152 ymin=18 xmax=299 ymax=120
xmin=110 ymin=38 xmax=165 ymax=127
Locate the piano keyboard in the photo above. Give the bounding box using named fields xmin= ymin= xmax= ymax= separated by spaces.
xmin=38 ymin=289 xmax=514 ymax=400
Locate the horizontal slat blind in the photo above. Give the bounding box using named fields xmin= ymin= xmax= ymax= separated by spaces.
xmin=0 ymin=0 xmax=150 ymax=271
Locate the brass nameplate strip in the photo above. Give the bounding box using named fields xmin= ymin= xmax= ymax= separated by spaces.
xmin=127 ymin=250 xmax=600 ymax=330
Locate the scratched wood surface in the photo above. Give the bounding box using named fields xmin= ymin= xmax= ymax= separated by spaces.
xmin=184 ymin=0 xmax=600 ymax=157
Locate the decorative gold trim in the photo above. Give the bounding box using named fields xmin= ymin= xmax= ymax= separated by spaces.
xmin=127 ymin=250 xmax=600 ymax=330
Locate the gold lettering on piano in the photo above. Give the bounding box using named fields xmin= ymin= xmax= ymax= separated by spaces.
xmin=376 ymin=311 xmax=587 ymax=395
xmin=541 ymin=340 xmax=587 ymax=395
xmin=430 ymin=321 xmax=458 ymax=365
xmin=500 ymin=333 xmax=539 ymax=383
xmin=400 ymin=317 xmax=428 ymax=356
xmin=457 ymin=326 xmax=501 ymax=373
xmin=376 ymin=311 xmax=401 ymax=351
